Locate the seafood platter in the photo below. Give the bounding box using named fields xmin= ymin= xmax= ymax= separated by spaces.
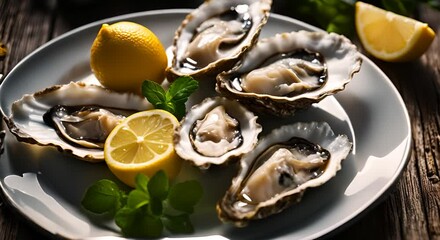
xmin=0 ymin=0 xmax=411 ymax=239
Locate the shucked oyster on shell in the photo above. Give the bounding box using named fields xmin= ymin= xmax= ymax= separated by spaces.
xmin=216 ymin=30 xmax=362 ymax=116
xmin=166 ymin=0 xmax=272 ymax=81
xmin=4 ymin=82 xmax=152 ymax=162
xmin=217 ymin=122 xmax=352 ymax=227
xmin=174 ymin=97 xmax=262 ymax=169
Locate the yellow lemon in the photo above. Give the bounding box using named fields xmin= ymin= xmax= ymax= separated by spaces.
xmin=90 ymin=21 xmax=167 ymax=94
xmin=355 ymin=1 xmax=435 ymax=62
xmin=104 ymin=110 xmax=181 ymax=187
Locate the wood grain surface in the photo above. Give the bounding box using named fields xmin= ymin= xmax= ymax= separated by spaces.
xmin=0 ymin=0 xmax=439 ymax=239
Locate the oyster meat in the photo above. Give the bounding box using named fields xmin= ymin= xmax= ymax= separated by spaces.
xmin=216 ymin=30 xmax=362 ymax=116
xmin=4 ymin=82 xmax=152 ymax=161
xmin=43 ymin=105 xmax=128 ymax=149
xmin=217 ymin=122 xmax=352 ymax=226
xmin=174 ymin=97 xmax=262 ymax=169
xmin=166 ymin=0 xmax=272 ymax=81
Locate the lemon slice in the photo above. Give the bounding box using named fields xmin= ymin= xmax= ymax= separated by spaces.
xmin=355 ymin=1 xmax=435 ymax=62
xmin=104 ymin=110 xmax=181 ymax=187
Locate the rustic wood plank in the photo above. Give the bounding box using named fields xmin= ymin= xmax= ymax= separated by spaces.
xmin=366 ymin=5 xmax=440 ymax=239
xmin=0 ymin=0 xmax=53 ymax=77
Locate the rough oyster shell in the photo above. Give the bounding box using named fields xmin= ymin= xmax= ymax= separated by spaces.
xmin=217 ymin=121 xmax=352 ymax=226
xmin=166 ymin=0 xmax=272 ymax=81
xmin=216 ymin=30 xmax=362 ymax=116
xmin=174 ymin=97 xmax=262 ymax=169
xmin=0 ymin=130 xmax=5 ymax=155
xmin=4 ymin=82 xmax=152 ymax=162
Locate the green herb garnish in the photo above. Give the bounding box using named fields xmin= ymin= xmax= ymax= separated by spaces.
xmin=142 ymin=76 xmax=199 ymax=120
xmin=81 ymin=170 xmax=203 ymax=238
xmin=287 ymin=0 xmax=440 ymax=36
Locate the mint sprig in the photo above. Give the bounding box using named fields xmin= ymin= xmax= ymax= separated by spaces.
xmin=142 ymin=76 xmax=199 ymax=120
xmin=81 ymin=170 xmax=203 ymax=238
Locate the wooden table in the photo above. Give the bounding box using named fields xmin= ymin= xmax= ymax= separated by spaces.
xmin=0 ymin=0 xmax=439 ymax=239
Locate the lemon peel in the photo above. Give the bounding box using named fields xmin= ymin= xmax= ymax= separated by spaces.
xmin=90 ymin=21 xmax=167 ymax=94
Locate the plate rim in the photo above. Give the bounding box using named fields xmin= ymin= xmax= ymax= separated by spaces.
xmin=0 ymin=8 xmax=412 ymax=240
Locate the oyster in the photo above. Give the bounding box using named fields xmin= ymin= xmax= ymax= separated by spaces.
xmin=4 ymin=82 xmax=152 ymax=162
xmin=43 ymin=105 xmax=127 ymax=149
xmin=216 ymin=30 xmax=362 ymax=116
xmin=174 ymin=97 xmax=262 ymax=169
xmin=166 ymin=0 xmax=272 ymax=81
xmin=217 ymin=122 xmax=352 ymax=226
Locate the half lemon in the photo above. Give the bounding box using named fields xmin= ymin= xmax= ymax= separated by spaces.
xmin=104 ymin=110 xmax=181 ymax=187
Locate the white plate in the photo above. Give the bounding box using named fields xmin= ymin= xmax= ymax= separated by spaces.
xmin=0 ymin=10 xmax=411 ymax=240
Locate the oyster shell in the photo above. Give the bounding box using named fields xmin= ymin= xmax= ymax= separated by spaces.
xmin=216 ymin=30 xmax=362 ymax=116
xmin=166 ymin=0 xmax=272 ymax=81
xmin=42 ymin=105 xmax=127 ymax=149
xmin=217 ymin=122 xmax=352 ymax=226
xmin=174 ymin=97 xmax=262 ymax=169
xmin=4 ymin=82 xmax=152 ymax=162
xmin=0 ymin=130 xmax=5 ymax=155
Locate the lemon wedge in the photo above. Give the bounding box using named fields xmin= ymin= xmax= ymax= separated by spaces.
xmin=355 ymin=1 xmax=435 ymax=62
xmin=104 ymin=110 xmax=181 ymax=187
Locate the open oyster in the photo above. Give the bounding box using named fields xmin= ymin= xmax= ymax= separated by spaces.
xmin=216 ymin=30 xmax=362 ymax=116
xmin=4 ymin=82 xmax=152 ymax=162
xmin=174 ymin=97 xmax=261 ymax=169
xmin=217 ymin=122 xmax=352 ymax=226
xmin=166 ymin=0 xmax=272 ymax=81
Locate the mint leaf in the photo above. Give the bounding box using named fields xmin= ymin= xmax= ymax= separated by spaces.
xmin=142 ymin=76 xmax=199 ymax=120
xmin=82 ymin=171 xmax=203 ymax=237
xmin=285 ymin=0 xmax=355 ymax=35
xmin=381 ymin=0 xmax=417 ymax=16
xmin=81 ymin=179 xmax=125 ymax=214
xmin=135 ymin=173 xmax=149 ymax=193
xmin=168 ymin=180 xmax=203 ymax=214
xmin=127 ymin=189 xmax=150 ymax=209
xmin=174 ymin=103 xmax=187 ymax=121
xmin=149 ymin=197 xmax=163 ymax=216
xmin=148 ymin=170 xmax=169 ymax=200
xmin=167 ymin=76 xmax=199 ymax=105
xmin=142 ymin=80 xmax=167 ymax=106
xmin=115 ymin=207 xmax=163 ymax=238
xmin=163 ymin=213 xmax=194 ymax=234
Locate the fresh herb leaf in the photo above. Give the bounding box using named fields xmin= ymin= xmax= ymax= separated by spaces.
xmin=142 ymin=80 xmax=167 ymax=106
xmin=287 ymin=0 xmax=354 ymax=36
xmin=142 ymin=76 xmax=199 ymax=120
xmin=127 ymin=189 xmax=150 ymax=209
xmin=82 ymin=171 xmax=203 ymax=238
xmin=168 ymin=180 xmax=203 ymax=214
xmin=427 ymin=0 xmax=440 ymax=10
xmin=81 ymin=179 xmax=126 ymax=214
xmin=149 ymin=197 xmax=164 ymax=216
xmin=148 ymin=170 xmax=169 ymax=200
xmin=115 ymin=207 xmax=163 ymax=238
xmin=381 ymin=0 xmax=418 ymax=16
xmin=163 ymin=213 xmax=194 ymax=234
xmin=114 ymin=206 xmax=137 ymax=232
xmin=167 ymin=76 xmax=199 ymax=105
xmin=135 ymin=173 xmax=149 ymax=193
